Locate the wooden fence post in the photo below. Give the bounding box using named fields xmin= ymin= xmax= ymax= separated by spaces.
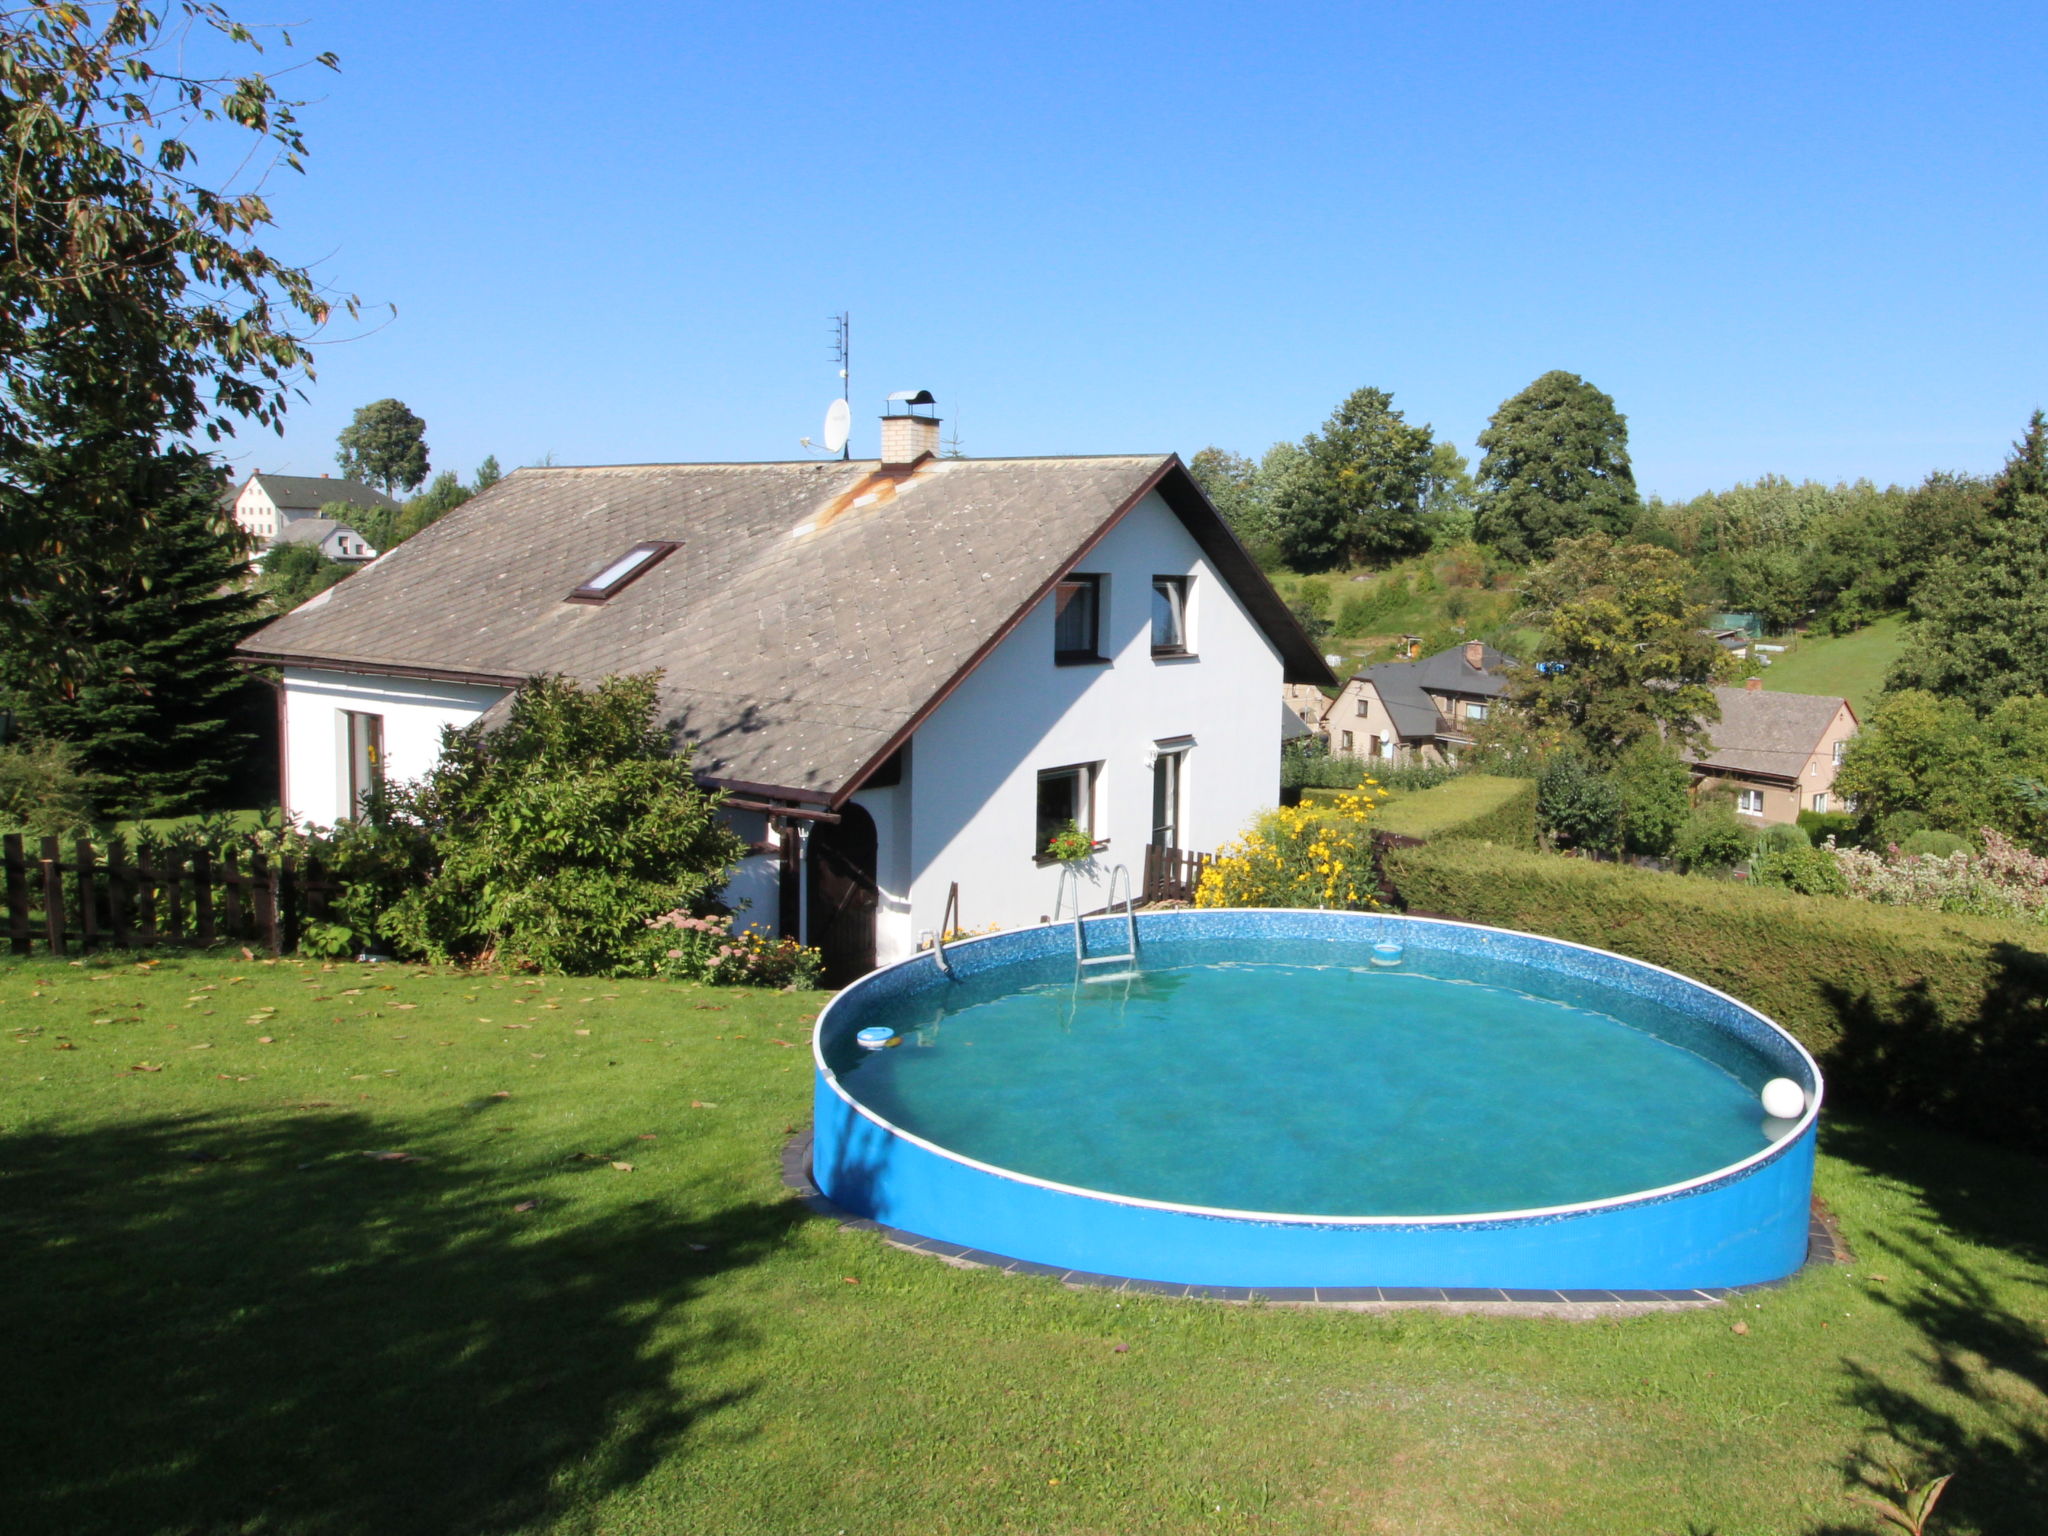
xmin=104 ymin=838 xmax=135 ymax=947
xmin=4 ymin=834 xmax=30 ymax=955
xmin=75 ymin=838 xmax=100 ymax=950
xmin=39 ymin=836 xmax=65 ymax=955
xmin=252 ymin=850 xmax=278 ymax=955
xmin=193 ymin=849 xmax=216 ymax=947
xmin=163 ymin=849 xmax=185 ymax=944
xmin=221 ymin=848 xmax=245 ymax=942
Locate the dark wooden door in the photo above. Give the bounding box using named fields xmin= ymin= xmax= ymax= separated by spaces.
xmin=808 ymin=803 xmax=878 ymax=986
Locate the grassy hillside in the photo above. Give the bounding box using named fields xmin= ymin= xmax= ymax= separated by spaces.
xmin=1758 ymin=613 xmax=1906 ymax=714
xmin=1268 ymin=544 xmax=1535 ymax=684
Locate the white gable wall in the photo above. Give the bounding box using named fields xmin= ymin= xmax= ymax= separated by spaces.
xmin=896 ymin=489 xmax=1283 ymax=956
xmin=279 ymin=667 xmax=509 ymax=827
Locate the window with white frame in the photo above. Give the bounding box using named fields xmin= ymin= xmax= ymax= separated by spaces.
xmin=1355 ymin=696 xmax=1369 ymax=717
xmin=1151 ymin=740 xmax=1190 ymax=848
xmin=1832 ymin=740 xmax=1846 ymax=766
xmin=1736 ymin=788 xmax=1765 ymax=816
xmin=1341 ymin=730 xmax=1355 ymax=752
xmin=1150 ymin=576 xmax=1190 ymax=655
xmin=1812 ymin=793 xmax=1829 ymax=814
xmin=1054 ymin=575 xmax=1104 ymax=663
xmin=342 ymin=710 xmax=384 ymax=820
xmin=1467 ymin=701 xmax=1489 ymax=722
xmin=1035 ymin=762 xmax=1098 ymax=857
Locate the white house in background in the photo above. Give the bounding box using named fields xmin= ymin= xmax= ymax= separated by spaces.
xmin=228 ymin=472 xmax=401 ymax=548
xmin=238 ymin=398 xmax=1332 ymax=984
xmin=273 ymin=517 xmax=379 ymax=563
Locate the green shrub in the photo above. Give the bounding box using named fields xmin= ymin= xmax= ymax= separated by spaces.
xmin=1757 ymin=822 xmax=1812 ymax=854
xmin=367 ymin=673 xmax=747 ymax=974
xmin=1751 ymin=841 xmax=1848 ymax=896
xmin=1381 ymin=839 xmax=2048 ymax=1151
xmin=1611 ymin=739 xmax=1693 ymax=857
xmin=0 ymin=738 xmax=96 ymax=836
xmin=1797 ymin=808 xmax=1859 ymax=845
xmin=1536 ymin=754 xmax=1621 ymax=853
xmin=1673 ymin=807 xmax=1755 ymax=873
xmin=1898 ymin=829 xmax=1971 ymax=859
xmin=1281 ymin=735 xmax=1370 ymax=791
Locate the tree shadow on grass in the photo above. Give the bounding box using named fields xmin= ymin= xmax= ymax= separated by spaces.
xmin=1803 ymin=1116 xmax=2048 ymax=1536
xmin=0 ymin=1106 xmax=803 ymax=1536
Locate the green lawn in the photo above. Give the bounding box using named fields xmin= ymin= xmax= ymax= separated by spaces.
xmin=3 ymin=953 xmax=2043 ymax=1534
xmin=1760 ymin=614 xmax=1909 ymax=715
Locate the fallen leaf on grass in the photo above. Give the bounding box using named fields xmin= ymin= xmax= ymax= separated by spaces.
xmin=1731 ymin=1321 xmax=1750 ymax=1335
xmin=92 ymin=1017 xmax=113 ymax=1025
xmin=54 ymin=1041 xmax=76 ymax=1051
xmin=257 ymin=1036 xmax=274 ymax=1044
xmin=339 ymin=989 xmax=365 ymax=997
xmin=770 ymin=1038 xmax=797 ymax=1048
xmin=842 ymin=1276 xmax=860 ymax=1285
xmin=501 ymin=1022 xmax=530 ymax=1030
xmin=239 ymin=947 xmax=254 ymax=961
xmin=187 ymin=1042 xmax=213 ymax=1051
xmin=690 ymin=1100 xmax=719 ymax=1109
xmin=610 ymin=1161 xmax=634 ymax=1172
xmin=488 ymin=1090 xmax=512 ymax=1099
xmin=512 ymin=1199 xmax=541 ymax=1213
xmin=637 ymin=1132 xmax=657 ymax=1140
xmin=391 ymin=1003 xmax=417 ymax=1010
xmin=128 ymin=1062 xmax=163 ymax=1073
xmin=215 ymin=1073 xmax=252 ymax=1082
xmin=573 ymin=1028 xmax=590 ymax=1036
xmin=693 ymin=1004 xmax=725 ymax=1012
xmin=364 ymin=1150 xmax=418 ymax=1163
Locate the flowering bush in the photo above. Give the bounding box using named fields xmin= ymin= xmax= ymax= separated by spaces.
xmin=1041 ymin=819 xmax=1094 ymax=863
xmin=1831 ymin=829 xmax=2048 ymax=923
xmin=1195 ymin=788 xmax=1384 ymax=910
xmin=649 ymin=910 xmax=822 ymax=988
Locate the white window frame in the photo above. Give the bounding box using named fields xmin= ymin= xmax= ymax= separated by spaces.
xmin=1736 ymin=787 xmax=1765 ymax=816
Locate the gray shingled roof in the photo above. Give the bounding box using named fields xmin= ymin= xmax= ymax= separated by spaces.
xmin=251 ymin=473 xmax=402 ymax=515
xmin=240 ymin=455 xmax=1330 ymax=801
xmin=273 ymin=517 xmax=362 ymax=547
xmin=1356 ymin=642 xmax=1515 ymax=741
xmin=1689 ymin=686 xmax=1850 ymax=780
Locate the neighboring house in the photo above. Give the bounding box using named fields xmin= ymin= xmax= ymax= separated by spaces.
xmin=1324 ymin=641 xmax=1514 ymax=765
xmin=1283 ymin=681 xmax=1331 ymax=739
xmin=237 ymin=401 xmax=1332 ymax=984
xmin=230 ymin=472 xmax=402 ymax=547
xmin=1687 ymin=680 xmax=1859 ymax=825
xmin=273 ymin=517 xmax=380 ymax=564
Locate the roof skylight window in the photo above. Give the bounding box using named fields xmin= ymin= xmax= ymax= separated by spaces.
xmin=567 ymin=541 xmax=677 ymax=603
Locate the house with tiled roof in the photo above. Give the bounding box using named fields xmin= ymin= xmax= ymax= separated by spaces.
xmin=273 ymin=517 xmax=380 ymax=563
xmin=239 ymin=398 xmax=1332 ymax=982
xmin=229 ymin=472 xmax=402 ymax=548
xmin=1323 ymin=641 xmax=1515 ymax=765
xmin=1688 ymin=681 xmax=1858 ymax=825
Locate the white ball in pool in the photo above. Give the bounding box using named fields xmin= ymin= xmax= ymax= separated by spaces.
xmin=1760 ymin=1077 xmax=1807 ymax=1120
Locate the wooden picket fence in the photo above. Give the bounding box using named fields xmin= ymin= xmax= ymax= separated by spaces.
xmin=2 ymin=833 xmax=340 ymax=957
xmin=1141 ymin=843 xmax=1216 ymax=903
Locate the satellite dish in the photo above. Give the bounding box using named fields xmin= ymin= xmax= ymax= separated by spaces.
xmin=821 ymin=398 xmax=851 ymax=455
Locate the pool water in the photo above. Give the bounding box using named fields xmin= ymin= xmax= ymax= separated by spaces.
xmin=830 ymin=957 xmax=1777 ymax=1217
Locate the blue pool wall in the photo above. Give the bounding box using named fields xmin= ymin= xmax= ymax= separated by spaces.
xmin=810 ymin=910 xmax=1823 ymax=1291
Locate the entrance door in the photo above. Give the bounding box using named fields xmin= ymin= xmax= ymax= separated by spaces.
xmin=808 ymin=802 xmax=878 ymax=987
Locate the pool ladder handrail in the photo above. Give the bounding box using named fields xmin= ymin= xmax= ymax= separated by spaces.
xmin=930 ymin=881 xmax=960 ymax=978
xmin=1057 ymin=862 xmax=1139 ymax=980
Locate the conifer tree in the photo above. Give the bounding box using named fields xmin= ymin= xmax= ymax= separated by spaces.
xmin=0 ymin=439 xmax=262 ymax=816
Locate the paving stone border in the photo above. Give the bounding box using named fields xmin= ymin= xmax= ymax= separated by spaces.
xmin=780 ymin=1129 xmax=1848 ymax=1315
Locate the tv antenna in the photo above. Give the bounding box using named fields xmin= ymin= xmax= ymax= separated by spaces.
xmin=800 ymin=311 xmax=852 ymax=459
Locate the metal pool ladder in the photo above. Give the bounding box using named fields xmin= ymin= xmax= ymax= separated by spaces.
xmin=1055 ymin=863 xmax=1140 ymax=984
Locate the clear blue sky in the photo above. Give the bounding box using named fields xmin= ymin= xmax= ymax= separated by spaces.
xmin=232 ymin=1 xmax=2046 ymax=500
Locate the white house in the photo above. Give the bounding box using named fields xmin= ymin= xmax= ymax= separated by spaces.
xmin=273 ymin=517 xmax=379 ymax=563
xmin=228 ymin=472 xmax=401 ymax=547
xmin=238 ymin=399 xmax=1332 ymax=983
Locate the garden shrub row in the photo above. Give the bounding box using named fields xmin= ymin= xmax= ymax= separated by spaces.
xmin=1381 ymin=839 xmax=2048 ymax=1152
xmin=1304 ymin=774 xmax=1538 ymax=850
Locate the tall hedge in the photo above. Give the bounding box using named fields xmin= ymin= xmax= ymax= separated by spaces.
xmin=1381 ymin=840 xmax=2048 ymax=1151
xmin=1306 ymin=774 xmax=1538 ymax=849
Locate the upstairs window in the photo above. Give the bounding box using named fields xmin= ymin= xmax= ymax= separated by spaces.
xmin=567 ymin=541 xmax=678 ymax=603
xmin=1832 ymin=740 xmax=1846 ymax=766
xmin=1054 ymin=574 xmax=1104 ymax=664
xmin=1150 ymin=576 xmax=1190 ymax=655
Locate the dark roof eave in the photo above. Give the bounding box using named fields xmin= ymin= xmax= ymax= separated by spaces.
xmin=235 ymin=649 xmax=527 ymax=691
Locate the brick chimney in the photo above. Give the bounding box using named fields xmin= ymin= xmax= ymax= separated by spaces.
xmin=880 ymin=390 xmax=940 ymax=465
xmin=1746 ymin=676 xmax=1762 ymax=691
xmin=1464 ymin=640 xmax=1485 ymax=669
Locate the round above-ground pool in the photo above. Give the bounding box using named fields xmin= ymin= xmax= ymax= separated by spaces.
xmin=809 ymin=911 xmax=1822 ymax=1292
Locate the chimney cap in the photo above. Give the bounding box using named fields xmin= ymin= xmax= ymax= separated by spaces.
xmin=883 ymin=389 xmax=938 ymax=418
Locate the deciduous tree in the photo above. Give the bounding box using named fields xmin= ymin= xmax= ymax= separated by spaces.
xmin=1509 ymin=535 xmax=1724 ymax=763
xmin=1475 ymin=371 xmax=1638 ymax=562
xmin=1273 ymin=387 xmax=1434 ymax=571
xmin=336 ymin=398 xmax=429 ymax=494
xmin=0 ymin=3 xmax=350 ymax=642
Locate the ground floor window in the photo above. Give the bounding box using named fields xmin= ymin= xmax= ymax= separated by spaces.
xmin=1737 ymin=787 xmax=1764 ymax=816
xmin=1812 ymin=792 xmax=1829 ymax=814
xmin=1151 ymin=742 xmax=1189 ymax=848
xmin=343 ymin=709 xmax=385 ymax=820
xmin=1368 ymin=734 xmax=1382 ymax=758
xmin=1035 ymin=762 xmax=1098 ymax=857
